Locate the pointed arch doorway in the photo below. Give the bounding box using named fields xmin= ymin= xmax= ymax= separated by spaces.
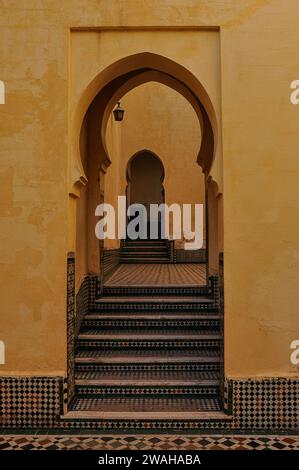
xmin=69 ymin=52 xmax=225 ymax=425
xmin=126 ymin=150 xmax=165 ymax=238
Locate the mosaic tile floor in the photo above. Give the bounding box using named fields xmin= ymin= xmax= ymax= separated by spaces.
xmin=0 ymin=434 xmax=298 ymax=450
xmin=106 ymin=264 xmax=207 ymax=286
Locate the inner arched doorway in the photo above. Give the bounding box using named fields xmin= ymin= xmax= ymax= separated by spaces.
xmin=72 ymin=53 xmax=220 ymax=276
xmin=126 ymin=150 xmax=165 ymax=237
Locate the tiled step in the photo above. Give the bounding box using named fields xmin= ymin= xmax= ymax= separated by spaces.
xmin=75 ymin=369 xmax=218 ymax=381
xmin=121 ymin=246 xmax=167 ymax=251
xmin=70 ymin=396 xmax=222 ymax=413
xmin=74 ymin=370 xmax=220 ymax=397
xmin=120 ymin=256 xmax=169 ymax=264
xmin=75 ymin=347 xmax=221 ymax=372
xmin=121 ymin=248 xmax=168 ymax=251
xmin=85 ymin=313 xmax=219 ymax=320
xmin=75 ymin=353 xmax=220 ymax=372
xmin=96 ymin=295 xmax=212 ymax=302
xmin=86 ymin=309 xmax=215 ymax=317
xmin=77 ymin=331 xmax=220 ymax=351
xmin=93 ymin=296 xmax=217 ymax=312
xmin=78 ymin=331 xmax=220 ymax=339
xmin=75 ymin=384 xmax=219 ymax=397
xmin=120 ymin=255 xmax=168 ymax=260
xmin=102 ymin=285 xmax=209 ymax=296
xmin=75 ymin=365 xmax=220 ymax=373
xmin=121 ymin=239 xmax=167 ymax=248
xmin=81 ymin=314 xmax=220 ymax=330
xmin=120 ymin=258 xmax=170 ymax=262
xmin=76 ymin=349 xmax=219 ymax=359
xmin=121 ymin=252 xmax=168 ymax=257
xmin=121 ymin=247 xmax=168 ymax=252
xmin=62 ymin=410 xmax=231 ymax=425
xmin=120 ymin=237 xmax=169 ymax=263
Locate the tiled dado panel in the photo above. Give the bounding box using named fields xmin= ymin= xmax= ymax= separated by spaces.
xmin=226 ymin=379 xmax=299 ymax=431
xmin=0 ymin=377 xmax=63 ymax=428
xmin=66 ymin=253 xmax=75 ymax=405
xmin=75 ymin=275 xmax=98 ymax=337
xmin=67 ymin=252 xmax=98 ymax=405
xmin=0 ymin=377 xmax=298 ymax=430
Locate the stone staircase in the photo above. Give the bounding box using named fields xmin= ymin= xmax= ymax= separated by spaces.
xmin=64 ymin=277 xmax=228 ymax=429
xmin=120 ymin=239 xmax=170 ymax=263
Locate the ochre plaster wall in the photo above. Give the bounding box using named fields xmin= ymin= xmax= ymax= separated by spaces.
xmin=0 ymin=1 xmax=298 ymax=380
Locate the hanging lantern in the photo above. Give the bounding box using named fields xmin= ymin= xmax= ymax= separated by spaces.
xmin=113 ymin=101 xmax=125 ymax=122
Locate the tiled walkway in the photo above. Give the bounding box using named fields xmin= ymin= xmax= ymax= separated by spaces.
xmin=106 ymin=264 xmax=207 ymax=286
xmin=0 ymin=434 xmax=298 ymax=450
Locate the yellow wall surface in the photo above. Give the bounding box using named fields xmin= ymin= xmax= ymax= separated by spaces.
xmin=0 ymin=1 xmax=299 ymax=380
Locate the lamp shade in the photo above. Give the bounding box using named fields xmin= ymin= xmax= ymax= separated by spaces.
xmin=113 ymin=102 xmax=125 ymax=121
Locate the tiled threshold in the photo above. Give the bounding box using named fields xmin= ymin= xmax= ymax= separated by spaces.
xmin=61 ymin=410 xmax=231 ymax=421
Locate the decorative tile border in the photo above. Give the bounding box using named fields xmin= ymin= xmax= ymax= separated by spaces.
xmin=75 ymin=276 xmax=89 ymax=338
xmin=218 ymin=252 xmax=224 ymax=408
xmin=88 ymin=276 xmax=98 ymax=309
xmin=102 ymin=285 xmax=209 ymax=296
xmin=0 ymin=434 xmax=298 ymax=450
xmin=224 ymin=378 xmax=233 ymax=416
xmin=66 ymin=248 xmax=98 ymax=405
xmin=66 ymin=252 xmax=75 ymax=405
xmin=75 ymin=275 xmax=98 ymax=337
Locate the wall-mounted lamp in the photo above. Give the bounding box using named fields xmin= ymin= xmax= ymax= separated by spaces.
xmin=113 ymin=101 xmax=125 ymax=122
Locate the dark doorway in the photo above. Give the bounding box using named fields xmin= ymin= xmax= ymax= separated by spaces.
xmin=126 ymin=150 xmax=165 ymax=238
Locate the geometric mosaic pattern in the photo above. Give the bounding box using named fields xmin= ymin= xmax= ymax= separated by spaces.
xmin=1 ymin=375 xmax=297 ymax=431
xmin=75 ymin=274 xmax=100 ymax=336
xmin=230 ymin=379 xmax=299 ymax=431
xmin=66 ymin=253 xmax=75 ymax=405
xmin=0 ymin=377 xmax=62 ymax=428
xmin=75 ymin=269 xmax=222 ymax=435
xmin=71 ymin=397 xmax=222 ymax=412
xmin=67 ymin=253 xmax=98 ymax=406
xmin=76 ymin=273 xmax=99 ymax=328
xmin=0 ymin=434 xmax=298 ymax=450
xmin=74 ymin=370 xmax=219 ymax=380
xmin=0 ymin=261 xmax=297 ymax=432
xmin=75 ymin=275 xmax=91 ymax=337
xmin=75 ymin=349 xmax=219 ymax=359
